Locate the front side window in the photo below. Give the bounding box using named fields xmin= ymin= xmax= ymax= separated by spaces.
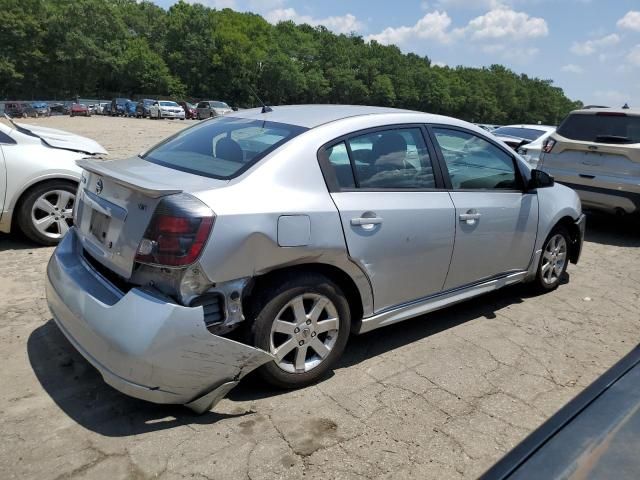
xmin=342 ymin=128 xmax=436 ymax=189
xmin=433 ymin=128 xmax=519 ymax=190
xmin=143 ymin=117 xmax=307 ymax=179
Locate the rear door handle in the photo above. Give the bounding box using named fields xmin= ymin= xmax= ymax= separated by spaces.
xmin=351 ymin=217 xmax=383 ymax=226
xmin=579 ymin=174 xmax=595 ymax=179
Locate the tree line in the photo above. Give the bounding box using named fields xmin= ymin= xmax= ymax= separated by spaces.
xmin=1 ymin=0 xmax=582 ymax=124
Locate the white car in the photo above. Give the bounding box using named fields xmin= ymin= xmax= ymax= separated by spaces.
xmin=517 ymin=129 xmax=556 ymax=166
xmin=149 ymin=101 xmax=186 ymax=120
xmin=492 ymin=124 xmax=556 ymax=153
xmin=0 ymin=116 xmax=107 ymax=245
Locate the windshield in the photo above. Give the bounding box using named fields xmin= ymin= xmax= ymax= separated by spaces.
xmin=143 ymin=117 xmax=307 ymax=179
xmin=557 ymin=113 xmax=640 ymax=144
xmin=116 ymin=98 xmax=130 ymax=104
xmin=143 ymin=99 xmax=155 ymax=106
xmin=32 ymin=102 xmax=47 ymax=108
xmin=212 ymin=101 xmax=229 ymax=108
xmin=493 ymin=127 xmax=546 ymax=141
xmin=160 ymin=101 xmax=179 ymax=107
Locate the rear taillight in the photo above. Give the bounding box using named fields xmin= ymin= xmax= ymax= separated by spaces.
xmin=135 ymin=194 xmax=214 ymax=267
xmin=542 ymin=137 xmax=556 ymax=153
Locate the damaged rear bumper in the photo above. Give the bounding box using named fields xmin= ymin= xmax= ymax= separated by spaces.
xmin=45 ymin=229 xmax=273 ymax=413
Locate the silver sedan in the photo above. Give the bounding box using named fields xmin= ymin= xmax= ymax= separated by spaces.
xmin=46 ymin=105 xmax=585 ymax=413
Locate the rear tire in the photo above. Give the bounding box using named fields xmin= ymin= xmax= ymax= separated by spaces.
xmin=249 ymin=273 xmax=351 ymax=389
xmin=17 ymin=180 xmax=77 ymax=246
xmin=532 ymin=225 xmax=571 ymax=292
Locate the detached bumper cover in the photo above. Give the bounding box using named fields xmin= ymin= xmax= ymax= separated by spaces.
xmin=46 ymin=229 xmax=273 ymax=411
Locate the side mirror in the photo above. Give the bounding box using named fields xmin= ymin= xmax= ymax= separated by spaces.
xmin=528 ymin=169 xmax=554 ymax=190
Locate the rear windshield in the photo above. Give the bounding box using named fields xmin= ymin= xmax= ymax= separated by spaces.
xmin=492 ymin=127 xmax=546 ymax=141
xmin=557 ymin=113 xmax=640 ymax=144
xmin=142 ymin=116 xmax=307 ymax=179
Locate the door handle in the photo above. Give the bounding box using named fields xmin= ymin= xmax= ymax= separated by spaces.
xmin=579 ymin=174 xmax=595 ymax=179
xmin=351 ymin=217 xmax=383 ymax=226
xmin=459 ymin=210 xmax=481 ymax=225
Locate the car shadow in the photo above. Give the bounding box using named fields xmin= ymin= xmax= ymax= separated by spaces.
xmin=0 ymin=232 xmax=46 ymax=251
xmin=230 ymin=280 xmax=550 ymax=401
xmin=583 ymin=212 xmax=640 ymax=247
xmin=28 ymin=280 xmax=560 ymax=435
xmin=27 ymin=320 xmax=254 ymax=437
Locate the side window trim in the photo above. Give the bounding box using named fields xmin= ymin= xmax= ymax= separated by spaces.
xmin=317 ymin=123 xmax=446 ymax=193
xmin=0 ymin=131 xmax=16 ymax=145
xmin=425 ymin=123 xmax=526 ymax=192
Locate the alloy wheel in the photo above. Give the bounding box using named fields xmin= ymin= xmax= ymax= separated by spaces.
xmin=31 ymin=189 xmax=75 ymax=240
xmin=269 ymin=293 xmax=340 ymax=374
xmin=541 ymin=233 xmax=567 ymax=285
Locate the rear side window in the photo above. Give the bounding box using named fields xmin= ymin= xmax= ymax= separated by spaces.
xmin=324 ymin=128 xmax=436 ymax=190
xmin=557 ymin=113 xmax=640 ymax=144
xmin=143 ymin=116 xmax=307 ymax=179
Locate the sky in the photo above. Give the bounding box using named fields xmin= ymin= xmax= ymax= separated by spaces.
xmin=152 ymin=0 xmax=640 ymax=107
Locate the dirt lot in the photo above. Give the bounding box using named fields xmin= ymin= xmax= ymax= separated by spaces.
xmin=1 ymin=116 xmax=639 ymax=480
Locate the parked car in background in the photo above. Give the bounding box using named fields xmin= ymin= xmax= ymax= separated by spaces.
xmin=102 ymin=103 xmax=112 ymax=116
xmin=149 ymin=100 xmax=185 ymax=119
xmin=0 ymin=115 xmax=107 ymax=245
xmin=492 ymin=124 xmax=556 ymax=151
xmin=4 ymin=102 xmax=37 ymax=118
xmin=517 ymin=129 xmax=556 ymax=166
xmin=95 ymin=103 xmax=107 ymax=115
xmin=124 ymin=100 xmax=137 ymax=118
xmin=31 ymin=102 xmax=51 ymax=117
xmin=110 ymin=98 xmax=131 ymax=117
xmin=178 ymin=101 xmax=197 ymax=119
xmin=135 ymin=99 xmax=156 ymax=118
xmin=70 ymin=103 xmax=90 ymax=117
xmin=476 ymin=123 xmax=499 ymax=132
xmin=87 ymin=105 xmax=96 ymax=115
xmin=539 ymin=108 xmax=640 ymax=216
xmin=45 ymin=105 xmax=584 ymax=414
xmin=196 ymin=100 xmax=232 ymax=119
xmin=49 ymin=103 xmax=70 ymax=116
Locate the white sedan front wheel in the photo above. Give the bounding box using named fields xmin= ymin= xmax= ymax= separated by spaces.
xmin=17 ymin=181 xmax=77 ymax=246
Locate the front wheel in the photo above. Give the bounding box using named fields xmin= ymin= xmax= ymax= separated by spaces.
xmin=249 ymin=273 xmax=351 ymax=389
xmin=533 ymin=225 xmax=570 ymax=292
xmin=17 ymin=180 xmax=77 ymax=246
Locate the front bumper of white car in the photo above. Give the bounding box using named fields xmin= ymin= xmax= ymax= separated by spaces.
xmin=159 ymin=109 xmax=185 ymax=119
xmin=45 ymin=229 xmax=273 ymax=413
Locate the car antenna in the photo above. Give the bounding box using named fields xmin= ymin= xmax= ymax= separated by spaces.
xmin=247 ymin=84 xmax=272 ymax=113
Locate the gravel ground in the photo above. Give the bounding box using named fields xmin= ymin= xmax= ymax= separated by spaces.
xmin=1 ymin=116 xmax=639 ymax=480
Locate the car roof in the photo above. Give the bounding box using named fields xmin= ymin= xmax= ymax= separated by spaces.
xmin=225 ymin=104 xmax=435 ymax=129
xmin=496 ymin=124 xmax=556 ymax=131
xmin=570 ymin=107 xmax=640 ymax=117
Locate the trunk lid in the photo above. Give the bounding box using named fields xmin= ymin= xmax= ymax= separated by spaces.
xmin=75 ymin=156 xmax=227 ymax=279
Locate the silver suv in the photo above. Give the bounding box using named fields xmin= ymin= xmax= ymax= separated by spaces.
xmin=46 ymin=105 xmax=585 ymax=413
xmin=539 ymin=108 xmax=640 ymax=215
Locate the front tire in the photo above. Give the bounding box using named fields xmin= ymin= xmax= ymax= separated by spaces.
xmin=533 ymin=225 xmax=570 ymax=292
xmin=249 ymin=273 xmax=351 ymax=389
xmin=17 ymin=180 xmax=77 ymax=246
